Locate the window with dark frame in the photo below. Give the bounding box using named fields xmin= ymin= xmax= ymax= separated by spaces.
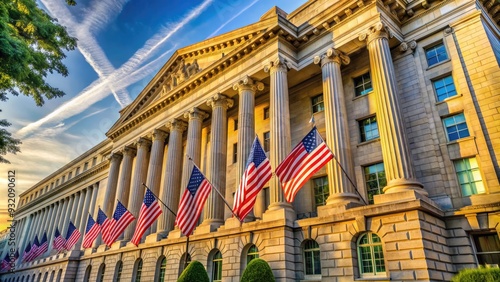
xmin=425 ymin=42 xmax=448 ymax=67
xmin=357 ymin=232 xmax=386 ymax=277
xmin=453 ymin=157 xmax=485 ymax=196
xmin=313 ymin=176 xmax=329 ymax=208
xmin=311 ymin=94 xmax=324 ymax=113
xmin=354 ymin=72 xmax=373 ymax=96
xmin=234 ymin=119 xmax=238 ymax=131
xmin=364 ymin=163 xmax=386 ymax=204
xmin=263 ymin=107 xmax=269 ymax=120
xmin=433 ymin=75 xmax=457 ymax=102
xmin=443 ymin=113 xmax=469 ymax=141
xmin=303 ymin=240 xmax=321 ymax=276
xmin=233 ymin=143 xmax=238 ymax=164
xmin=212 ymin=251 xmax=223 ymax=282
xmin=263 ymin=131 xmax=270 ymax=152
xmin=472 ymin=233 xmax=500 ymax=266
xmin=246 ymin=245 xmax=259 ymax=265
xmin=359 ymin=116 xmax=379 ymax=142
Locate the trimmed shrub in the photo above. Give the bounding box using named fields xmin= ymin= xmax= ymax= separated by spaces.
xmin=451 ymin=267 xmax=500 ymax=282
xmin=177 ymin=260 xmax=209 ymax=282
xmin=241 ymin=258 xmax=275 ymax=282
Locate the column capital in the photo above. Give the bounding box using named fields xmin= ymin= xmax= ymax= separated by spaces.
xmin=399 ymin=40 xmax=417 ymax=53
xmin=264 ymin=55 xmax=292 ymax=74
xmin=207 ymin=93 xmax=234 ymax=109
xmin=183 ymin=107 xmax=209 ymax=121
xmin=152 ymin=129 xmax=168 ymax=142
xmin=313 ymin=48 xmax=350 ymax=67
xmin=167 ymin=118 xmax=188 ymax=132
xmin=358 ymin=22 xmax=391 ymax=44
xmin=232 ymin=76 xmax=264 ymax=92
xmin=120 ymin=146 xmax=137 ymax=157
xmin=108 ymin=152 xmax=123 ymax=162
xmin=135 ymin=137 xmax=152 ymax=149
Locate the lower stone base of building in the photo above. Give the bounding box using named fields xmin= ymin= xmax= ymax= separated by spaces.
xmin=2 ymin=198 xmax=499 ymax=282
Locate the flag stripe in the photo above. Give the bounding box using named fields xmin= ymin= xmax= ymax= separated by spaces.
xmin=130 ymin=189 xmax=162 ymax=246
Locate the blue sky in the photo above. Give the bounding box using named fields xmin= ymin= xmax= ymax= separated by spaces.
xmin=0 ymin=0 xmax=306 ymax=229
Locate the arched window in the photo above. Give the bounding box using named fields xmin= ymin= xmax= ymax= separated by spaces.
xmin=133 ymin=258 xmax=143 ymax=282
xmin=37 ymin=273 xmax=42 ymax=282
xmin=357 ymin=232 xmax=386 ymax=277
xmin=83 ymin=265 xmax=91 ymax=282
xmin=247 ymin=245 xmax=259 ymax=265
xmin=178 ymin=253 xmax=191 ymax=275
xmin=49 ymin=271 xmax=54 ymax=282
xmin=21 ymin=276 xmax=25 ymax=282
xmin=55 ymin=270 xmax=62 ymax=282
xmin=114 ymin=261 xmax=123 ymax=282
xmin=155 ymin=257 xmax=166 ymax=282
xmin=97 ymin=263 xmax=105 ymax=282
xmin=211 ymin=251 xmax=222 ymax=282
xmin=303 ymin=240 xmax=321 ymax=277
xmin=42 ymin=272 xmax=48 ymax=282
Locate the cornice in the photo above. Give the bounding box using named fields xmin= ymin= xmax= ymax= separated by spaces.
xmin=16 ymin=161 xmax=109 ymax=215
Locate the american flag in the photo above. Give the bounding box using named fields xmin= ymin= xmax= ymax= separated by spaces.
xmin=82 ymin=214 xmax=100 ymax=248
xmin=98 ymin=208 xmax=113 ymax=246
xmin=22 ymin=242 xmax=31 ymax=262
xmin=32 ymin=232 xmax=48 ymax=260
xmin=26 ymin=235 xmax=39 ymax=262
xmin=233 ymin=137 xmax=272 ymax=221
xmin=276 ymin=127 xmax=333 ymax=203
xmin=0 ymin=253 xmax=10 ymax=272
xmin=176 ymin=165 xmax=212 ymax=237
xmin=64 ymin=221 xmax=81 ymax=250
xmin=108 ymin=200 xmax=135 ymax=245
xmin=53 ymin=227 xmax=66 ymax=252
xmin=130 ymin=188 xmax=162 ymax=246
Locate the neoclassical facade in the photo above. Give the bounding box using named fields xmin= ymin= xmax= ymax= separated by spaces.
xmin=2 ymin=0 xmax=500 ymax=281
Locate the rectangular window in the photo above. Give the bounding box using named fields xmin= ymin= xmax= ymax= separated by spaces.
xmin=313 ymin=176 xmax=329 ymax=208
xmin=233 ymin=143 xmax=238 ymax=164
xmin=50 ymin=182 xmax=54 ymax=189
xmin=364 ymin=163 xmax=386 ymax=204
xmin=234 ymin=119 xmax=238 ymax=131
xmin=62 ymin=176 xmax=65 ymax=183
xmin=263 ymin=107 xmax=269 ymax=120
xmin=473 ymin=233 xmax=500 ymax=266
xmin=443 ymin=113 xmax=469 ymax=141
xmin=92 ymin=157 xmax=97 ymax=167
xmin=76 ymin=167 xmax=80 ymax=175
xmin=263 ymin=187 xmax=270 ymax=211
xmin=359 ymin=116 xmax=379 ymax=142
xmin=311 ymin=94 xmax=324 ymax=113
xmin=454 ymin=157 xmax=485 ymax=196
xmin=263 ymin=131 xmax=270 ymax=152
xmin=68 ymin=172 xmax=72 ymax=180
xmin=354 ymin=72 xmax=373 ymax=96
xmin=83 ymin=162 xmax=89 ymax=171
xmin=433 ymin=75 xmax=457 ymax=101
xmin=425 ymin=42 xmax=448 ymax=67
xmin=55 ymin=179 xmax=59 ymax=186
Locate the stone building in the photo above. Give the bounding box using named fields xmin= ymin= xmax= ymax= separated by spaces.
xmin=1 ymin=0 xmax=499 ymax=281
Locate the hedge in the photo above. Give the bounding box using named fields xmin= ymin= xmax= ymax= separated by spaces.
xmin=241 ymin=258 xmax=275 ymax=282
xmin=451 ymin=267 xmax=500 ymax=282
xmin=177 ymin=260 xmax=209 ymax=282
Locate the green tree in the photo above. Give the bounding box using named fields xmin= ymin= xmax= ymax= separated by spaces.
xmin=0 ymin=0 xmax=77 ymax=163
xmin=177 ymin=260 xmax=209 ymax=282
xmin=241 ymin=258 xmax=275 ymax=282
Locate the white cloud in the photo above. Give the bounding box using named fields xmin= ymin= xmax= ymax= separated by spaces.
xmin=207 ymin=0 xmax=260 ymax=38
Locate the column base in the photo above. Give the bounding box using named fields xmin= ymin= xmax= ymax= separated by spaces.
xmin=146 ymin=233 xmax=165 ymax=243
xmin=96 ymin=244 xmax=108 ymax=253
xmin=262 ymin=203 xmax=295 ymax=225
xmin=110 ymin=240 xmax=128 ymax=250
xmin=167 ymin=228 xmax=183 ymax=239
xmin=68 ymin=249 xmax=82 ymax=258
xmin=222 ymin=217 xmax=242 ymax=230
xmin=326 ymin=192 xmax=364 ymax=206
xmin=83 ymin=248 xmax=95 ymax=256
xmin=195 ymin=219 xmax=224 ymax=234
xmin=374 ymin=189 xmax=426 ymax=205
xmin=383 ymin=178 xmax=428 ymax=197
xmin=317 ymin=201 xmax=362 ymax=217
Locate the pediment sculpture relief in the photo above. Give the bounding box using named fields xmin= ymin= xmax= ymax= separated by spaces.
xmin=163 ymin=59 xmax=201 ymax=95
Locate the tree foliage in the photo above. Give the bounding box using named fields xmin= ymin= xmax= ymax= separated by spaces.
xmin=0 ymin=0 xmax=77 ymax=163
xmin=177 ymin=260 xmax=209 ymax=282
xmin=241 ymin=258 xmax=275 ymax=282
xmin=451 ymin=267 xmax=500 ymax=282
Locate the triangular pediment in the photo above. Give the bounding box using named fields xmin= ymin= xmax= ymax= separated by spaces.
xmin=106 ymin=16 xmax=281 ymax=138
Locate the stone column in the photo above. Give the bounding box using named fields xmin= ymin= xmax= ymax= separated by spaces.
xmin=314 ymin=49 xmax=362 ymax=206
xmin=145 ymin=129 xmax=168 ymax=234
xmin=74 ymin=191 xmax=86 ymax=229
xmin=69 ymin=193 xmax=80 ymax=229
xmin=47 ymin=201 xmax=62 ymax=254
xmin=46 ymin=203 xmax=58 ymax=244
xmin=76 ymin=188 xmax=92 ymax=249
xmin=124 ymin=138 xmax=151 ymax=241
xmin=115 ymin=147 xmax=136 ymax=207
xmin=359 ymin=23 xmax=426 ymax=200
xmin=157 ymin=119 xmax=187 ymax=236
xmin=202 ymin=94 xmax=233 ymax=230
xmin=17 ymin=216 xmax=31 ymax=257
xmin=182 ymin=108 xmax=209 ymax=188
xmin=41 ymin=205 xmax=55 ymax=246
xmin=61 ymin=195 xmax=75 ymax=235
xmin=89 ymin=185 xmax=99 ymax=222
xmin=103 ymin=153 xmax=123 ymax=217
xmin=54 ymin=199 xmax=67 ymax=242
xmin=264 ymin=56 xmax=293 ymax=211
xmin=37 ymin=208 xmax=48 ymax=239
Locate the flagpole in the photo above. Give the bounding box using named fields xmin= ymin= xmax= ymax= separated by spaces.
xmin=184 ymin=236 xmax=190 ymax=270
xmin=186 ymin=157 xmax=241 ymax=221
xmin=331 ymin=155 xmax=368 ymax=205
xmin=141 ymin=183 xmax=177 ymax=216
